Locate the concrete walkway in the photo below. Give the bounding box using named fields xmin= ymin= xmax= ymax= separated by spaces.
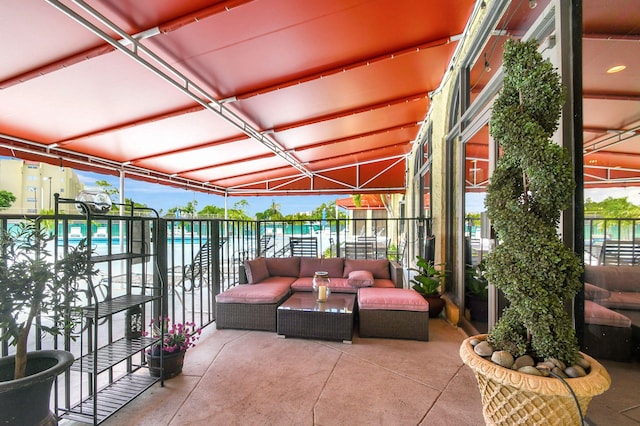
xmin=77 ymin=320 xmax=484 ymax=425
xmin=61 ymin=318 xmax=638 ymax=425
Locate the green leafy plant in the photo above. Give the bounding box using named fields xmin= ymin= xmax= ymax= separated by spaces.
xmin=0 ymin=220 xmax=96 ymax=379
xmin=465 ymin=260 xmax=488 ymax=300
xmin=484 ymin=39 xmax=582 ymax=365
xmin=409 ymin=256 xmax=444 ymax=296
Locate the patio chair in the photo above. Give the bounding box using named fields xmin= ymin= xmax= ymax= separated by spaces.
xmin=289 ymin=236 xmax=318 ymax=257
xmin=344 ymin=241 xmax=376 ymax=259
xmin=259 ymin=234 xmax=275 ymax=256
xmin=355 ymin=236 xmax=388 ymax=258
xmin=173 ymin=240 xmax=213 ymax=292
xmin=598 ymin=240 xmax=640 ymax=265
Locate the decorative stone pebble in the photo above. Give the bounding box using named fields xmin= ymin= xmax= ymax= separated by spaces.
xmin=536 ymin=367 xmax=550 ymax=377
xmin=536 ymin=362 xmax=551 ymax=372
xmin=474 ymin=341 xmax=494 ymax=357
xmin=512 ymin=355 xmax=534 ymax=370
xmin=576 ymin=356 xmax=591 ymax=371
xmin=518 ymin=366 xmax=542 ymax=376
xmin=538 ymin=361 xmax=556 ymax=370
xmin=565 ymin=365 xmax=587 ymax=378
xmin=470 ymin=338 xmax=592 ymax=380
xmin=552 ymin=367 xmax=568 ymax=378
xmin=546 ymin=358 xmax=566 ymax=371
xmin=491 ymin=351 xmax=514 ymax=369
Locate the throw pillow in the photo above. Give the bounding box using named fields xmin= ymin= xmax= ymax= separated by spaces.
xmin=347 ymin=270 xmax=374 ymax=288
xmin=343 ymin=259 xmax=390 ymax=279
xmin=244 ymin=257 xmax=269 ymax=284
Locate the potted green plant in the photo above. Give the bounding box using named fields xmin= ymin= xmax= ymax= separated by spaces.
xmin=0 ymin=220 xmax=96 ymax=425
xmin=410 ymin=255 xmax=445 ymax=318
xmin=459 ymin=39 xmax=610 ymax=425
xmin=465 ymin=261 xmax=488 ymax=322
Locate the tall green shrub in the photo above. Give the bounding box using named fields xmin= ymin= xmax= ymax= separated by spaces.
xmin=485 ymin=39 xmax=583 ymax=365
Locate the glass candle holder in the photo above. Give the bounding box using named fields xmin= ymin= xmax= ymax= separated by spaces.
xmin=312 ymin=271 xmax=331 ymax=302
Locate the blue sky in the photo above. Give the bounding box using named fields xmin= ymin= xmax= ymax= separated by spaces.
xmin=78 ymin=170 xmax=640 ymax=217
xmin=76 ymin=170 xmax=338 ymax=217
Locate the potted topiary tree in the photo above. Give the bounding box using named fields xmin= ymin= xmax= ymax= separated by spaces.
xmin=0 ymin=220 xmax=96 ymax=425
xmin=459 ymin=39 xmax=610 ymax=425
xmin=410 ymin=255 xmax=445 ymax=318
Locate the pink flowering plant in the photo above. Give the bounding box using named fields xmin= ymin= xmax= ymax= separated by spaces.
xmin=144 ymin=317 xmax=201 ymax=356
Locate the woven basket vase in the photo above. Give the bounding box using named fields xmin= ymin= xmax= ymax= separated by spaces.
xmin=459 ymin=335 xmax=611 ymax=426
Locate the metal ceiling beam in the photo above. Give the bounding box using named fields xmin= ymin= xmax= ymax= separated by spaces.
xmin=58 ymin=93 xmax=424 ymax=165
xmin=292 ymin=123 xmax=418 ymax=153
xmin=46 ymin=0 xmax=312 ymax=179
xmin=228 ymin=155 xmax=406 ymax=194
xmin=584 ymin=125 xmax=640 ymax=154
xmin=55 ymin=105 xmax=205 ymax=147
xmin=1 ymin=0 xmax=252 ymax=89
xmin=0 ymin=133 xmax=227 ymax=194
xmin=230 ymin=37 xmax=459 ymax=102
xmin=273 ymin=93 xmax=428 ymax=133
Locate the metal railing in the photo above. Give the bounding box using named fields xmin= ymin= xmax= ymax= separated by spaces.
xmin=2 ymin=214 xmax=431 ymax=357
xmin=464 ymin=216 xmax=640 ymax=266
xmin=584 ymin=217 xmax=640 ymax=265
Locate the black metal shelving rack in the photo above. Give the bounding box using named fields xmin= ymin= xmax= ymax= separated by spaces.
xmin=54 ymin=194 xmax=164 ymax=425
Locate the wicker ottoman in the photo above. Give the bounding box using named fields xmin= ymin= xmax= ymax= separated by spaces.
xmin=357 ymin=288 xmax=429 ymax=341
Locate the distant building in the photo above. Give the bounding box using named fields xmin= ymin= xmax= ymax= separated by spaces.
xmin=0 ymin=159 xmax=83 ymax=214
xmin=337 ymin=194 xmax=392 ymax=237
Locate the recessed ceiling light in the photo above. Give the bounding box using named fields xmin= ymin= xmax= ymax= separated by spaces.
xmin=607 ymin=65 xmax=626 ymax=74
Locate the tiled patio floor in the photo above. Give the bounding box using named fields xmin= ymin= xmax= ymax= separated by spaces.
xmin=61 ymin=319 xmax=638 ymax=425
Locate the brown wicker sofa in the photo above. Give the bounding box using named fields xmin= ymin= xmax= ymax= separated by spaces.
xmin=215 ymin=256 xmax=403 ymax=332
xmin=583 ymin=265 xmax=640 ymax=361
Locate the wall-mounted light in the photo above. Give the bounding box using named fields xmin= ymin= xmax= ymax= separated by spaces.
xmin=484 ymin=53 xmax=491 ymax=72
xmin=480 ymin=1 xmax=486 ymax=9
xmin=529 ymin=0 xmax=537 ymax=8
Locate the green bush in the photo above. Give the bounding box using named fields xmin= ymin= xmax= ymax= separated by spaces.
xmin=485 ymin=40 xmax=583 ymax=365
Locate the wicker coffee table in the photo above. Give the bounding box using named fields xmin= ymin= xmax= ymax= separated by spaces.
xmin=277 ymin=292 xmax=356 ymax=343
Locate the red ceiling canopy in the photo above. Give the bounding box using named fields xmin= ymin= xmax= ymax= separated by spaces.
xmin=0 ymin=0 xmax=475 ymax=196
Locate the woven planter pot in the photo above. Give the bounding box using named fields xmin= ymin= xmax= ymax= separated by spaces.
xmin=460 ymin=335 xmax=611 ymax=426
xmin=148 ymin=350 xmax=185 ymax=379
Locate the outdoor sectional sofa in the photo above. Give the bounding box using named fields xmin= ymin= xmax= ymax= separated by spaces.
xmin=215 ymin=256 xmax=429 ymax=340
xmin=583 ymin=265 xmax=640 ymax=361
